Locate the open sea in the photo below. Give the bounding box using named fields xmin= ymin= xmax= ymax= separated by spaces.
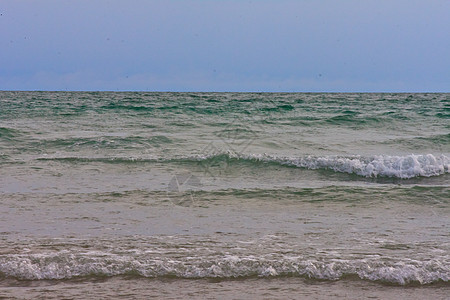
xmin=0 ymin=91 xmax=449 ymax=299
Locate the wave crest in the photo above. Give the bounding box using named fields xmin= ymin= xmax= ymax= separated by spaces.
xmin=278 ymin=154 xmax=449 ymax=179
xmin=35 ymin=153 xmax=449 ymax=179
xmin=197 ymin=153 xmax=449 ymax=179
xmin=1 ymin=253 xmax=448 ymax=285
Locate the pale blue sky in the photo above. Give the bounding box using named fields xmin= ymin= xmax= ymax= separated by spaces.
xmin=1 ymin=0 xmax=449 ymax=92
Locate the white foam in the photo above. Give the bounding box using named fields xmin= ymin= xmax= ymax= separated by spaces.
xmin=245 ymin=153 xmax=449 ymax=179
xmin=1 ymin=253 xmax=448 ymax=285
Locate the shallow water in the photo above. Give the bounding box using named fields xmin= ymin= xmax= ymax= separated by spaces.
xmin=0 ymin=92 xmax=449 ymax=298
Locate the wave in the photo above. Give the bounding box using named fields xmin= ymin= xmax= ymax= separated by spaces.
xmin=0 ymin=127 xmax=22 ymax=139
xmin=236 ymin=153 xmax=449 ymax=179
xmin=101 ymin=103 xmax=154 ymax=112
xmin=0 ymin=253 xmax=448 ymax=285
xmin=324 ymin=114 xmax=382 ymax=126
xmin=36 ymin=153 xmax=449 ymax=179
xmin=30 ymin=135 xmax=174 ymax=149
xmin=375 ymin=134 xmax=450 ymax=150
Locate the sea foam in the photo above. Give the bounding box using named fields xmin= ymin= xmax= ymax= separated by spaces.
xmin=196 ymin=153 xmax=449 ymax=179
xmin=36 ymin=153 xmax=449 ymax=179
xmin=273 ymin=153 xmax=449 ymax=179
xmin=0 ymin=253 xmax=448 ymax=285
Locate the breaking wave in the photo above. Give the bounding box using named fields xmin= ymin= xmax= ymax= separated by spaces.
xmin=0 ymin=253 xmax=448 ymax=285
xmin=36 ymin=153 xmax=449 ymax=179
xmin=234 ymin=153 xmax=449 ymax=179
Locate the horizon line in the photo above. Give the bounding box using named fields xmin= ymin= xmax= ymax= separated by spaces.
xmin=1 ymin=89 xmax=449 ymax=94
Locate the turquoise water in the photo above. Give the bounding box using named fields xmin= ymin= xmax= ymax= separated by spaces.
xmin=0 ymin=92 xmax=449 ymax=298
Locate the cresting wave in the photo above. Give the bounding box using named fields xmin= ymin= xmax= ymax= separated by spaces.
xmin=237 ymin=153 xmax=450 ymax=179
xmin=37 ymin=153 xmax=449 ymax=179
xmin=0 ymin=253 xmax=448 ymax=285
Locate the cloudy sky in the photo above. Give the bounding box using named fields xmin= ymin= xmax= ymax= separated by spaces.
xmin=1 ymin=0 xmax=449 ymax=92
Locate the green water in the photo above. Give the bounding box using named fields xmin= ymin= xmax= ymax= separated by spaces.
xmin=0 ymin=92 xmax=449 ymax=298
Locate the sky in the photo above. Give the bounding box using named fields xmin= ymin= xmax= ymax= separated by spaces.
xmin=1 ymin=0 xmax=449 ymax=92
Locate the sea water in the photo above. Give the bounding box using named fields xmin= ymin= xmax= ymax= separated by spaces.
xmin=0 ymin=92 xmax=449 ymax=299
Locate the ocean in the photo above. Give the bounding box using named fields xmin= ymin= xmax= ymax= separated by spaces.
xmin=0 ymin=91 xmax=448 ymax=299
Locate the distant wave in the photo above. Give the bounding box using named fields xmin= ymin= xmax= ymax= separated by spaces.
xmin=0 ymin=253 xmax=448 ymax=285
xmin=29 ymin=135 xmax=174 ymax=149
xmin=36 ymin=153 xmax=449 ymax=179
xmin=0 ymin=127 xmax=22 ymax=139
